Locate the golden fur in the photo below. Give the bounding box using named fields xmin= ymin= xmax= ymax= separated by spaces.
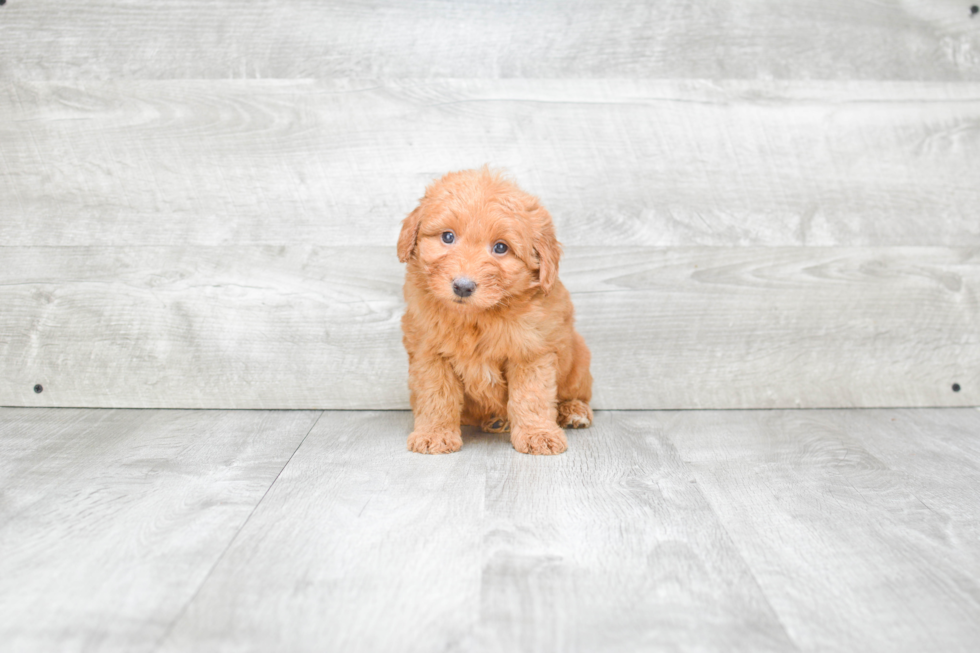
xmin=398 ymin=168 xmax=593 ymax=455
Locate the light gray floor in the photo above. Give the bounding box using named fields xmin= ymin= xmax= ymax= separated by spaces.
xmin=2 ymin=407 xmax=979 ymax=652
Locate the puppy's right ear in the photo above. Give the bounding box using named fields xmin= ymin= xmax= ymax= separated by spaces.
xmin=397 ymin=205 xmax=423 ymax=263
xmin=533 ymin=219 xmax=562 ymax=295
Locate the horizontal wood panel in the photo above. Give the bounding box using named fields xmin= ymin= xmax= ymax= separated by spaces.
xmin=1 ymin=246 xmax=976 ymax=410
xmin=0 ymin=1 xmax=978 ymax=81
xmin=2 ymin=80 xmax=979 ymax=248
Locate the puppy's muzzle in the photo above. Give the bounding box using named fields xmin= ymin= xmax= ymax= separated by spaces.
xmin=452 ymin=276 xmax=477 ymax=298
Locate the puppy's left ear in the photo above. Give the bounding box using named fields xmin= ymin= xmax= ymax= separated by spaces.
xmin=397 ymin=205 xmax=423 ymax=263
xmin=530 ymin=206 xmax=562 ymax=294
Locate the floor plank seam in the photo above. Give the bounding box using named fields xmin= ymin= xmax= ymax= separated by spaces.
xmin=148 ymin=410 xmax=324 ymax=652
xmin=671 ymin=450 xmax=803 ymax=651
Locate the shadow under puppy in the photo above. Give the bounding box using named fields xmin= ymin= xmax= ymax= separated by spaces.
xmin=398 ymin=168 xmax=593 ymax=455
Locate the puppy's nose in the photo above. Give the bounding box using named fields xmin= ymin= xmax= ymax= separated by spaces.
xmin=452 ymin=277 xmax=477 ymax=298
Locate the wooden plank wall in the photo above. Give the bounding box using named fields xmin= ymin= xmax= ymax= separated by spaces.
xmin=1 ymin=0 xmax=978 ymax=409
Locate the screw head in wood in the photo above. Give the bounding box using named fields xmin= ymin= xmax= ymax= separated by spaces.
xmin=34 ymin=384 xmax=43 ymax=394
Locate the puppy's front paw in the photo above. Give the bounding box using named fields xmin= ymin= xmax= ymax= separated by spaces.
xmin=511 ymin=425 xmax=567 ymax=455
xmin=407 ymin=429 xmax=463 ymax=454
xmin=558 ymin=399 xmax=593 ymax=429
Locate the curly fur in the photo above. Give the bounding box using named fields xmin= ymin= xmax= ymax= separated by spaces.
xmin=398 ymin=167 xmax=593 ymax=455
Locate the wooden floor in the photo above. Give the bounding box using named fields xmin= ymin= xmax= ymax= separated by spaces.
xmin=3 ymin=407 xmax=979 ymax=652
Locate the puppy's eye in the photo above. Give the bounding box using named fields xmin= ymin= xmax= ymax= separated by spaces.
xmin=493 ymin=242 xmax=508 ymax=255
xmin=441 ymin=231 xmax=455 ymax=244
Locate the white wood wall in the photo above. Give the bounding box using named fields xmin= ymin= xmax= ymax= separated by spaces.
xmin=1 ymin=1 xmax=978 ymax=409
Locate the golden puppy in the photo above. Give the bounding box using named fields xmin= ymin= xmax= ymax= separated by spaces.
xmin=398 ymin=168 xmax=593 ymax=455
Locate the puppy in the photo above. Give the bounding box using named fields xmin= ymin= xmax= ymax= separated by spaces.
xmin=398 ymin=168 xmax=593 ymax=455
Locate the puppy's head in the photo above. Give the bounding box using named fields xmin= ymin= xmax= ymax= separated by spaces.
xmin=398 ymin=168 xmax=561 ymax=312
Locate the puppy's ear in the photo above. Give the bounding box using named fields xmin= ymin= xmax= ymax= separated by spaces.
xmin=530 ymin=206 xmax=562 ymax=294
xmin=397 ymin=205 xmax=423 ymax=263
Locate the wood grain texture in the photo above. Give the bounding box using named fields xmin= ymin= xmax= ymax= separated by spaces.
xmin=0 ymin=247 xmax=980 ymax=409
xmin=846 ymin=409 xmax=980 ymax=548
xmin=157 ymin=411 xmax=490 ymax=653
xmin=0 ymin=246 xmax=406 ymax=410
xmin=0 ymin=407 xmax=320 ymax=652
xmin=4 ymin=408 xmax=980 ymax=651
xmin=159 ymin=410 xmax=796 ymax=653
xmin=574 ymin=246 xmax=980 ymax=409
xmin=1 ymin=246 xmax=976 ymax=410
xmin=1 ymin=0 xmax=978 ymax=81
xmin=469 ymin=411 xmax=795 ymax=653
xmin=666 ymin=408 xmax=980 ymax=652
xmin=3 ymin=79 xmax=979 ymax=248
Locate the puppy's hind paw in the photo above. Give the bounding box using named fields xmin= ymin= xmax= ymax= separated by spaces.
xmin=480 ymin=417 xmax=510 ymax=433
xmin=511 ymin=425 xmax=567 ymax=455
xmin=558 ymin=399 xmax=593 ymax=429
xmin=407 ymin=429 xmax=463 ymax=454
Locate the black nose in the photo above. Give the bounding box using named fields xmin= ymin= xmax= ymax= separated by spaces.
xmin=452 ymin=277 xmax=476 ymax=298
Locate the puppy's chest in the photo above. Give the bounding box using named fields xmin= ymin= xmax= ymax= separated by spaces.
xmin=438 ymin=323 xmax=513 ymax=389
